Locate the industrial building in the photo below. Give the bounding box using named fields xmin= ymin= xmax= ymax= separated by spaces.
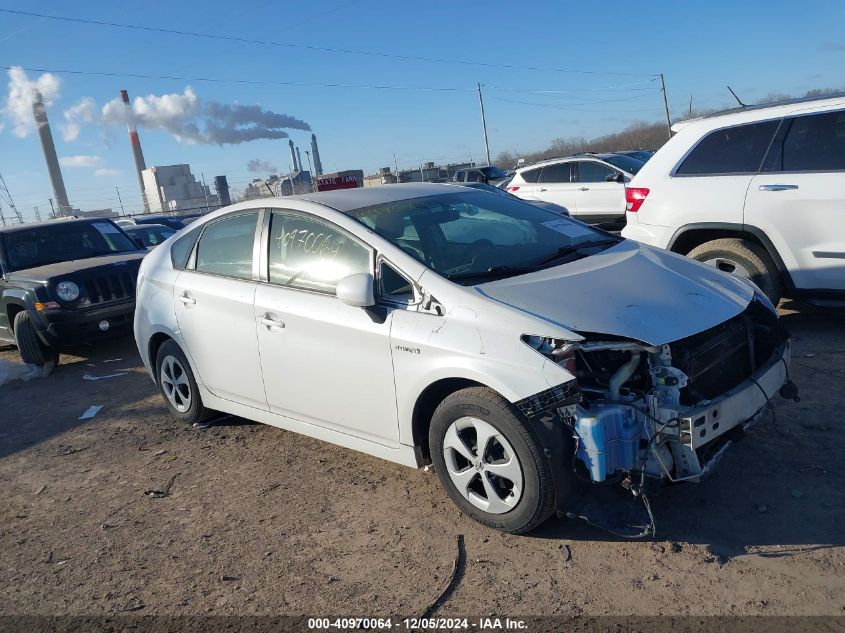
xmin=141 ymin=164 xmax=217 ymax=215
xmin=363 ymin=162 xmax=477 ymax=187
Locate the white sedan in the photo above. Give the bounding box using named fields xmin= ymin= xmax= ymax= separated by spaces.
xmin=134 ymin=183 xmax=793 ymax=534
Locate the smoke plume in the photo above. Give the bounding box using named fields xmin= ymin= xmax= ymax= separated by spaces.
xmin=95 ymin=87 xmax=310 ymax=145
xmin=2 ymin=67 xmax=61 ymax=138
xmin=247 ymin=159 xmax=279 ymax=173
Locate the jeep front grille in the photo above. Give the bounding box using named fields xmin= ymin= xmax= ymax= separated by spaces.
xmin=83 ymin=271 xmax=137 ymax=304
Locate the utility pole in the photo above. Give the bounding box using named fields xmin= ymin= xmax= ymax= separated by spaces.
xmin=393 ymin=153 xmax=399 ymax=183
xmin=33 ymin=206 xmax=41 ymax=222
xmin=0 ymin=172 xmax=23 ymax=223
xmin=660 ymin=73 xmax=672 ymax=140
xmin=201 ymin=173 xmax=210 ymax=212
xmin=477 ymin=82 xmax=491 ymax=166
xmin=688 ymin=94 xmax=693 ymax=119
xmin=115 ymin=186 xmax=126 ymax=215
xmin=48 ymin=198 xmax=55 ymax=219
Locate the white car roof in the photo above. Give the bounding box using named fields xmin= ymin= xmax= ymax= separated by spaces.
xmin=671 ymin=93 xmax=845 ymax=133
xmin=279 ymin=182 xmax=466 ymax=213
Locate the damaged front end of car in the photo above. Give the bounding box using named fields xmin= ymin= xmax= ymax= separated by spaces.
xmin=522 ymin=297 xmax=796 ymax=537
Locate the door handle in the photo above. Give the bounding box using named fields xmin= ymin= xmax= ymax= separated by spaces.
xmin=260 ymin=315 xmax=285 ymax=329
xmin=538 ymin=188 xmax=547 ymax=192
xmin=759 ymin=184 xmax=798 ymax=191
xmin=579 ymin=187 xmax=590 ymax=191
xmin=178 ymin=294 xmax=196 ymax=305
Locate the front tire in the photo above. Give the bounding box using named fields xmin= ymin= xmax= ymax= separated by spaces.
xmin=687 ymin=238 xmax=782 ymax=305
xmin=156 ymin=340 xmax=212 ymax=425
xmin=429 ymin=387 xmax=556 ymax=534
xmin=14 ymin=311 xmax=58 ymax=366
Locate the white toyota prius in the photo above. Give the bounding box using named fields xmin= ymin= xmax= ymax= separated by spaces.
xmin=134 ymin=183 xmax=794 ymax=534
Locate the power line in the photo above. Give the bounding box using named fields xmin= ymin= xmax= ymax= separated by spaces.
xmin=0 ymin=9 xmax=656 ymax=77
xmin=490 ymin=96 xmax=663 ymax=114
xmin=0 ymin=65 xmax=475 ymax=92
xmin=0 ymin=65 xmax=660 ymax=94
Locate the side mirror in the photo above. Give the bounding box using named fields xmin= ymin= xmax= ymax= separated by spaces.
xmin=336 ymin=273 xmax=375 ymax=308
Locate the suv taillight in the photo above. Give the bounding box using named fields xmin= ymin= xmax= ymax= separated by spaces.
xmin=507 ymin=186 xmax=520 ymax=192
xmin=625 ymin=187 xmax=650 ymax=212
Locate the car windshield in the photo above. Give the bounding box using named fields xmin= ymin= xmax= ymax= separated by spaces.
xmin=127 ymin=225 xmax=176 ymax=247
xmin=347 ymin=191 xmax=619 ymax=284
xmin=601 ymin=154 xmax=645 ymax=175
xmin=480 ymin=166 xmax=507 ymax=179
xmin=1 ymin=221 xmax=140 ymax=271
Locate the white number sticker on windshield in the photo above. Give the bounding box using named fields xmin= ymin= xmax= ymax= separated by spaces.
xmin=540 ymin=219 xmax=595 ymax=238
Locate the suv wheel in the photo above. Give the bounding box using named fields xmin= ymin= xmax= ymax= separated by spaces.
xmin=687 ymin=238 xmax=782 ymax=305
xmin=156 ymin=340 xmax=212 ymax=425
xmin=429 ymin=387 xmax=556 ymax=534
xmin=13 ymin=311 xmax=59 ymax=366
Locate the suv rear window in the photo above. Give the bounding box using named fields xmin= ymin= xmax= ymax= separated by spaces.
xmin=676 ymin=120 xmax=780 ymax=176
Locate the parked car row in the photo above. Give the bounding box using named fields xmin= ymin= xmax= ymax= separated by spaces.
xmin=3 ymin=93 xmax=837 ymax=536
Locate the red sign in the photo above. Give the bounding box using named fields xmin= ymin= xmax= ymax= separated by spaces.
xmin=315 ymin=175 xmax=359 ymax=192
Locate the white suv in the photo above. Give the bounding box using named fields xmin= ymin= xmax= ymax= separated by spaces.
xmin=622 ymin=94 xmax=845 ymax=305
xmin=506 ymin=153 xmax=645 ymax=224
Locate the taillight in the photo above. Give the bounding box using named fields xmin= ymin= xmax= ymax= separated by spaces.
xmin=507 ymin=186 xmax=520 ymax=192
xmin=625 ymin=187 xmax=649 ymax=212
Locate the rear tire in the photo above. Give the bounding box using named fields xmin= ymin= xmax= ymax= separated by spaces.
xmin=429 ymin=387 xmax=556 ymax=534
xmin=687 ymin=238 xmax=782 ymax=305
xmin=155 ymin=340 xmax=212 ymax=425
xmin=13 ymin=311 xmax=58 ymax=366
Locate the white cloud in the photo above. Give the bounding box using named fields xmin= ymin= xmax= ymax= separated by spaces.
xmin=61 ymin=97 xmax=97 ymax=141
xmin=2 ymin=66 xmax=61 ymax=138
xmin=59 ymin=155 xmax=101 ymax=168
xmin=94 ymin=168 xmax=122 ymax=177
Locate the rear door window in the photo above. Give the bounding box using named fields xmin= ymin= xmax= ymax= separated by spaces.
xmin=538 ymin=163 xmax=573 ymax=183
xmin=576 ymin=161 xmax=617 ymax=183
xmin=194 ymin=212 xmax=258 ymax=280
xmin=676 ymin=120 xmax=780 ymax=175
xmin=765 ymin=110 xmax=845 ymax=172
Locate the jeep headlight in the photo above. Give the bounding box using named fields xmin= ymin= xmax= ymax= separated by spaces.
xmin=56 ymin=280 xmax=80 ymax=302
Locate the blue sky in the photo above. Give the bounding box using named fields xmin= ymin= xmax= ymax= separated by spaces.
xmin=1 ymin=0 xmax=843 ymax=220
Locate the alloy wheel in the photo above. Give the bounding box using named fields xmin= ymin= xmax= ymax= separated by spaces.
xmin=702 ymin=256 xmax=752 ymax=279
xmin=160 ymin=354 xmax=192 ymax=413
xmin=441 ymin=417 xmax=523 ymax=514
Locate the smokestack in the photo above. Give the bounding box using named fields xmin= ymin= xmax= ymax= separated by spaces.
xmin=214 ymin=176 xmax=231 ymax=206
xmin=310 ymin=134 xmax=324 ymax=176
xmin=31 ymin=90 xmax=72 ymax=217
xmin=296 ymin=147 xmax=303 ymax=174
xmin=120 ymin=90 xmax=149 ymax=213
xmin=288 ymin=140 xmax=299 ymax=172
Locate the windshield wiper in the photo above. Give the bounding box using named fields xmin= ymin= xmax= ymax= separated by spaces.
xmin=532 ymin=238 xmax=620 ymax=268
xmin=446 ymin=265 xmax=538 ymax=281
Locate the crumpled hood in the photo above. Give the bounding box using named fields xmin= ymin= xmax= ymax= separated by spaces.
xmin=476 ymin=240 xmax=755 ymax=345
xmin=5 ymin=252 xmax=145 ymax=284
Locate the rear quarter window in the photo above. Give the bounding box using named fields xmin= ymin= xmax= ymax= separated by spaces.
xmin=170 ymin=226 xmax=202 ymax=270
xmin=519 ymin=168 xmax=542 ymax=183
xmin=675 ymin=120 xmax=780 ymax=176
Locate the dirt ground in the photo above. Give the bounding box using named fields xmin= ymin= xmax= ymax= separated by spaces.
xmin=0 ymin=301 xmax=843 ymax=619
